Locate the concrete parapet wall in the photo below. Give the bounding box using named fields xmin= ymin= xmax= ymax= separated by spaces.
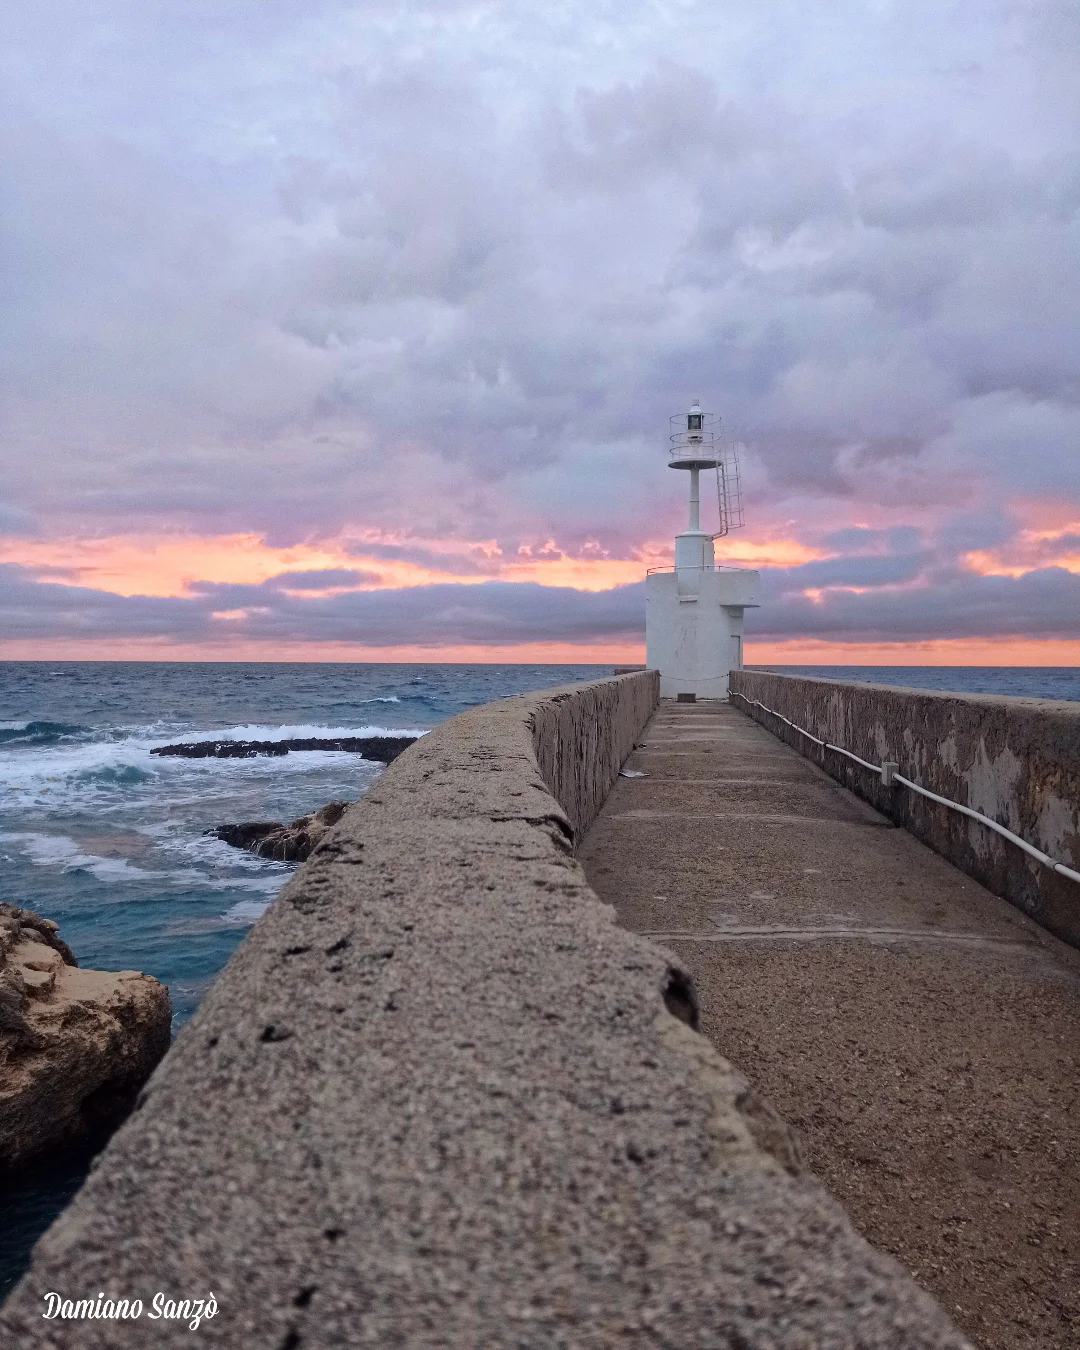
xmin=529 ymin=669 xmax=659 ymax=839
xmin=2 ymin=673 xmax=967 ymax=1347
xmin=731 ymin=669 xmax=1080 ymax=949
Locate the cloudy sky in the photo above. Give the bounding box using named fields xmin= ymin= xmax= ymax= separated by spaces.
xmin=2 ymin=0 xmax=1077 ymax=662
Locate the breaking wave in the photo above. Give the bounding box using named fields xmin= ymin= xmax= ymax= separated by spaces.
xmin=0 ymin=721 xmax=91 ymax=747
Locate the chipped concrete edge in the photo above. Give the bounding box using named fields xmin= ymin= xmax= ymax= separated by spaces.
xmin=731 ymin=669 xmax=1080 ymax=949
xmin=1 ymin=672 xmax=970 ymax=1347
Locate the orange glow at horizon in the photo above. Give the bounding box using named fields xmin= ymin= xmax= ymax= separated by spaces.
xmin=3 ymin=525 xmax=1076 ymax=669
xmin=745 ymin=637 xmax=1080 ymax=667
xmin=1 ymin=635 xmax=1077 ymax=666
xmin=0 ymin=528 xmax=821 ymax=599
xmin=0 ymin=531 xmax=654 ymax=597
xmin=0 ymin=637 xmax=651 ymax=664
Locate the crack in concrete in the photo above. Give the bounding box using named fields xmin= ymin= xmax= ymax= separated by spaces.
xmin=610 ymin=811 xmax=893 ymax=826
xmin=640 ymin=925 xmax=1042 ymax=950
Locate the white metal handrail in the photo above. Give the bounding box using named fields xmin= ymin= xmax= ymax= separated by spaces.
xmin=730 ymin=689 xmax=1080 ymax=886
xmin=645 ymin=564 xmax=749 ymax=575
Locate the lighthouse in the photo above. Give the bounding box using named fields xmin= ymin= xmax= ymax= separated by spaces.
xmin=645 ymin=401 xmax=760 ymax=699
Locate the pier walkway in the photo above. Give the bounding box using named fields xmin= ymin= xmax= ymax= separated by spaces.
xmin=580 ymin=699 xmax=1080 ymax=1350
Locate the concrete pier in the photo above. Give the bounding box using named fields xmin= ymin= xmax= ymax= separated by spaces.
xmin=1 ymin=675 xmax=970 ymax=1348
xmin=580 ymin=699 xmax=1080 ymax=1350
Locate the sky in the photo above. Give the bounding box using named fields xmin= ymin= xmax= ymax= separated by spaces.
xmin=1 ymin=0 xmax=1077 ymax=664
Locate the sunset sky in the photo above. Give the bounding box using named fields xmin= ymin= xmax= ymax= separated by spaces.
xmin=2 ymin=1 xmax=1077 ymax=664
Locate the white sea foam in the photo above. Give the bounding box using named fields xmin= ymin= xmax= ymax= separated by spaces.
xmin=0 ymin=714 xmax=416 ymax=933
xmin=0 ymin=738 xmax=158 ymax=783
xmin=221 ymin=897 xmax=273 ymax=925
xmin=0 ymin=831 xmax=292 ymax=894
xmin=175 ymin=839 xmax=293 ymax=889
xmin=211 ymin=874 xmax=286 ymax=895
xmin=168 ymin=830 xmax=292 ymax=872
xmin=0 ymin=718 xmax=423 ymax=804
xmin=0 ymin=832 xmax=169 ymax=884
xmin=155 ymin=722 xmax=427 ymax=743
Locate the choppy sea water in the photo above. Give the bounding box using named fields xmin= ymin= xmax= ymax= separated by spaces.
xmin=0 ymin=661 xmax=607 ymax=1297
xmin=0 ymin=660 xmax=1075 ymax=1297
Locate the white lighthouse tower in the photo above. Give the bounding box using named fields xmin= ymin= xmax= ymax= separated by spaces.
xmin=645 ymin=401 xmax=759 ymax=699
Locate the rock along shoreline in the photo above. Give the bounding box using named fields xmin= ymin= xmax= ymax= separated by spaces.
xmin=207 ymin=801 xmax=352 ymax=863
xmin=150 ymin=735 xmax=418 ymax=761
xmin=0 ymin=903 xmax=171 ymax=1173
xmin=192 ymin=737 xmax=420 ymax=861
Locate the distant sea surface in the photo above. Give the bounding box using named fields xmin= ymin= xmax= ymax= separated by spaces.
xmin=754 ymin=665 xmax=1080 ymax=703
xmin=0 ymin=660 xmax=1075 ymax=1296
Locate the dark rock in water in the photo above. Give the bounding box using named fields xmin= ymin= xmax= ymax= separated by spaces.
xmin=150 ymin=735 xmax=417 ymax=762
xmin=0 ymin=903 xmax=171 ymax=1173
xmin=208 ymin=800 xmax=351 ymax=863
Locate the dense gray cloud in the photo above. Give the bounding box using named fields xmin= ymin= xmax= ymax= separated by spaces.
xmin=749 ymin=567 xmax=1080 ymax=643
xmin=763 ymin=552 xmax=930 ymax=591
xmin=0 ymin=565 xmax=645 ymax=645
xmin=2 ymin=558 xmax=1077 ymax=648
xmin=0 ymin=1 xmax=1077 ymax=646
xmin=260 ymin=569 xmax=379 ymax=591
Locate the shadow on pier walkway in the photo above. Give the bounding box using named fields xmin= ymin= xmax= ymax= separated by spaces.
xmin=581 ymin=698 xmax=1080 ymax=1350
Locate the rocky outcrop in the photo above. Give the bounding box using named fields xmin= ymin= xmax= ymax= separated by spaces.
xmin=208 ymin=800 xmax=350 ymax=862
xmin=0 ymin=903 xmax=171 ymax=1172
xmin=151 ymin=735 xmax=417 ymax=761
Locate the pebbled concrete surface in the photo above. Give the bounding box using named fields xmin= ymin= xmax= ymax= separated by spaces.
xmin=1 ymin=676 xmax=969 ymax=1348
xmin=580 ymin=700 xmax=1080 ymax=1350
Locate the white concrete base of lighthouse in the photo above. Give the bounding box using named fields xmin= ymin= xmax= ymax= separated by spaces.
xmin=646 ymin=566 xmax=760 ymax=699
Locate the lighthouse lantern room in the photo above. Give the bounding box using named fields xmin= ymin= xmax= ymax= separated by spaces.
xmin=645 ymin=401 xmax=760 ymax=699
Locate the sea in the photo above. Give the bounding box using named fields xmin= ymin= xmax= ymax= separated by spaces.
xmin=1 ymin=660 xmax=1077 ymax=1298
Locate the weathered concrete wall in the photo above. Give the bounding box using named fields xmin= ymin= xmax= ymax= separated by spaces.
xmin=1 ymin=673 xmax=968 ymax=1348
xmin=731 ymin=669 xmax=1080 ymax=949
xmin=529 ymin=670 xmax=658 ymax=839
